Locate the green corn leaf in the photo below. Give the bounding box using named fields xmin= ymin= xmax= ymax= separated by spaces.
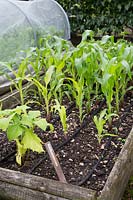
xmin=67 ymin=78 xmax=80 ymax=92
xmin=81 ymin=30 xmax=94 ymax=41
xmin=101 ymin=35 xmax=114 ymax=44
xmin=104 ymin=132 xmax=117 ymax=137
xmin=121 ymin=60 xmax=130 ymax=72
xmin=75 ymin=57 xmax=82 ymax=69
xmin=60 ymin=105 xmax=67 ymax=133
xmin=102 ymin=73 xmax=112 ymax=85
xmin=99 ymin=109 xmax=107 ymax=120
xmin=56 ymin=61 xmax=65 ymax=73
xmin=22 ymin=130 xmax=44 ymax=153
xmin=52 ymin=100 xmax=67 ymax=133
xmin=44 ymin=65 xmax=55 ymax=86
xmin=126 ymin=86 xmax=133 ymax=92
xmin=28 ymin=78 xmax=45 ymax=93
xmin=105 ymin=113 xmax=118 ymax=120
xmin=123 ymin=47 xmax=131 ymax=59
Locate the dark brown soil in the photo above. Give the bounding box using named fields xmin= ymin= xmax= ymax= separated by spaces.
xmin=0 ymin=91 xmax=132 ymax=196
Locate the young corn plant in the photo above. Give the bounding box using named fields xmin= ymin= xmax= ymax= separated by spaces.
xmin=101 ymin=42 xmax=133 ymax=113
xmin=97 ymin=73 xmax=114 ymax=115
xmin=38 ymin=35 xmax=72 ymax=71
xmin=3 ymin=59 xmax=29 ymax=105
xmin=102 ymin=40 xmax=133 ymax=113
xmin=27 ymin=47 xmax=44 ymax=81
xmin=67 ymin=77 xmax=84 ymax=122
xmin=0 ymin=105 xmax=53 ymax=165
xmin=50 ymin=68 xmax=65 ymax=104
xmin=67 ymin=35 xmax=103 ymax=112
xmin=96 ymin=55 xmax=117 ymax=125
xmin=52 ymin=99 xmax=67 ymax=135
xmin=75 ymin=46 xmax=100 ymax=111
xmin=118 ymin=45 xmax=133 ymax=106
xmin=109 ymin=60 xmax=132 ymax=113
xmin=27 ymin=64 xmax=65 ymax=120
xmin=27 ymin=65 xmax=55 ymax=120
xmin=93 ymin=109 xmax=117 ymax=144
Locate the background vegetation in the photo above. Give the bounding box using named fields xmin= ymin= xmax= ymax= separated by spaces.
xmin=57 ymin=0 xmax=133 ymax=35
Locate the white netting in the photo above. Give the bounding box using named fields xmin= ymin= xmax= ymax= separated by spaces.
xmin=0 ymin=0 xmax=70 ymax=95
xmin=0 ymin=0 xmax=70 ymax=63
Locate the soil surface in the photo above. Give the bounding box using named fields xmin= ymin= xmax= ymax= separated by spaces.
xmin=0 ymin=91 xmax=132 ymax=196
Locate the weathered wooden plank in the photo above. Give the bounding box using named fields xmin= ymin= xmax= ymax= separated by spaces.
xmin=0 ymin=167 xmax=96 ymax=200
xmin=98 ymin=127 xmax=133 ymax=200
xmin=0 ymin=83 xmax=33 ymax=109
xmin=0 ymin=181 xmax=69 ymax=200
xmin=0 ymin=89 xmax=20 ymax=109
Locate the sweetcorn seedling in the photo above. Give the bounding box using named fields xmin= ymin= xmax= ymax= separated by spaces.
xmin=27 ymin=65 xmax=55 ymax=119
xmin=52 ymin=99 xmax=67 ymax=134
xmin=67 ymin=77 xmax=84 ymax=122
xmin=93 ymin=109 xmax=117 ymax=144
xmin=3 ymin=59 xmax=29 ymax=105
xmin=0 ymin=105 xmax=53 ymax=165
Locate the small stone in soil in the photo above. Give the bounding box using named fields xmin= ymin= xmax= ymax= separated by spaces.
xmin=79 ymin=171 xmax=83 ymax=175
xmin=119 ymin=127 xmax=123 ymax=132
xmin=69 ymin=172 xmax=73 ymax=175
xmin=71 ymin=139 xmax=75 ymax=143
xmin=87 ymin=144 xmax=92 ymax=148
xmin=94 ymin=154 xmax=99 ymax=160
xmin=53 ymin=133 xmax=58 ymax=139
xmin=103 ymin=160 xmax=108 ymax=164
xmin=100 ymin=143 xmax=105 ymax=150
xmin=79 ymin=162 xmax=84 ymax=166
xmin=70 ymin=178 xmax=75 ymax=181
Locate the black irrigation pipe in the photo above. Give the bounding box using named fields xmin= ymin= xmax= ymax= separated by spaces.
xmin=28 ymin=99 xmax=106 ymax=174
xmin=76 ymin=101 xmax=133 ymax=186
xmin=77 ymin=137 xmax=112 ymax=186
xmin=0 ymin=150 xmax=16 ymax=163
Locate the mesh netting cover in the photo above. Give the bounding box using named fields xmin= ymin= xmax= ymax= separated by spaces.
xmin=0 ymin=0 xmax=70 ymax=95
xmin=0 ymin=0 xmax=70 ymax=64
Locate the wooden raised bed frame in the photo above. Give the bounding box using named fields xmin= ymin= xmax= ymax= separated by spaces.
xmin=0 ymin=89 xmax=133 ymax=200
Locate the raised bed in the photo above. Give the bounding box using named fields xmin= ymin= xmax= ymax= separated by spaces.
xmin=0 ymin=90 xmax=132 ymax=200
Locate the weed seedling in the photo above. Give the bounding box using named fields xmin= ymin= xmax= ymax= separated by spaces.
xmin=0 ymin=105 xmax=53 ymax=165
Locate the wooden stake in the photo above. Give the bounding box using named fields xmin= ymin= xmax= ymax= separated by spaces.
xmin=45 ymin=141 xmax=67 ymax=183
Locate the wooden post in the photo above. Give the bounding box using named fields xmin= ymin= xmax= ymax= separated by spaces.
xmin=45 ymin=141 xmax=67 ymax=183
